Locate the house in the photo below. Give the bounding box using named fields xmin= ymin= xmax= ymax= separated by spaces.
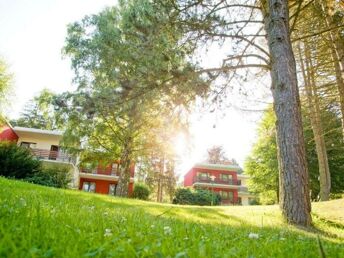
xmin=0 ymin=124 xmax=79 ymax=187
xmin=0 ymin=123 xmax=135 ymax=196
xmin=184 ymin=162 xmax=255 ymax=205
xmin=79 ymin=162 xmax=135 ymax=195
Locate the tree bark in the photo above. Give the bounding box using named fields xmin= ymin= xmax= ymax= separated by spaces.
xmin=262 ymin=0 xmax=312 ymax=226
xmin=298 ymin=42 xmax=331 ymax=201
xmin=116 ymin=141 xmax=132 ymax=197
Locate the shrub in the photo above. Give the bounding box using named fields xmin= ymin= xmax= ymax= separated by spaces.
xmin=0 ymin=141 xmax=41 ymax=179
xmin=132 ymin=183 xmax=150 ymax=200
xmin=172 ymin=188 xmax=195 ymax=204
xmin=26 ymin=164 xmax=72 ymax=188
xmin=173 ymin=188 xmax=221 ymax=206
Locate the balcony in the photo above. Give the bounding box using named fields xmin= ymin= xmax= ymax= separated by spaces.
xmin=79 ymin=167 xmax=134 ymax=182
xmin=192 ymin=176 xmax=241 ymax=189
xmin=80 ymin=167 xmax=120 ymax=177
xmin=193 ymin=176 xmax=241 ymax=185
xmin=31 ymin=148 xmax=75 ymax=164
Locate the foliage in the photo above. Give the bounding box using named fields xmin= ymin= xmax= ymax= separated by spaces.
xmin=206 ymin=145 xmax=230 ymax=164
xmin=0 ymin=141 xmax=41 ymax=179
xmin=173 ymin=188 xmax=221 ymax=206
xmin=11 ymin=89 xmax=63 ymax=130
xmin=245 ymin=107 xmax=344 ymax=204
xmin=0 ymin=57 xmax=12 ymax=117
xmin=61 ymin=0 xmax=208 ymax=196
xmin=244 ymin=108 xmax=279 ymax=204
xmin=140 ymin=152 xmax=178 ymax=202
xmin=172 ymin=188 xmax=194 ymax=205
xmin=26 ymin=164 xmax=72 ymax=189
xmin=0 ymin=177 xmax=343 ymax=257
xmin=132 ymin=183 xmax=150 ymax=200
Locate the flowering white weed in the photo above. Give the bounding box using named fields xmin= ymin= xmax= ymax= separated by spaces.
xmin=248 ymin=233 xmax=259 ymax=239
xmin=104 ymin=228 xmax=112 ymax=237
xmin=164 ymin=226 xmax=172 ymax=235
xmin=19 ymin=198 xmax=27 ymax=207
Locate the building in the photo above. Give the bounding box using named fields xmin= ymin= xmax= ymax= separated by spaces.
xmin=0 ymin=123 xmax=135 ymax=196
xmin=184 ymin=163 xmax=255 ymax=205
xmin=79 ymin=162 xmax=135 ymax=195
xmin=0 ymin=124 xmax=79 ymax=187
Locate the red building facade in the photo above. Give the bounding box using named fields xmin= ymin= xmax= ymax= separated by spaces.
xmin=0 ymin=125 xmax=19 ymax=142
xmin=0 ymin=123 xmax=135 ymax=196
xmin=184 ymin=163 xmax=252 ymax=205
xmin=79 ymin=162 xmax=135 ymax=196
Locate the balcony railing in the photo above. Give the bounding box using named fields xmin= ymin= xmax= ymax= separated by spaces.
xmin=80 ymin=168 xmax=120 ymax=177
xmin=193 ymin=176 xmax=241 ymax=186
xmin=31 ymin=148 xmax=75 ymax=163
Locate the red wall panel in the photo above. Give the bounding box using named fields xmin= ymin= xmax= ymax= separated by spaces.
xmin=183 ymin=168 xmax=194 ymax=187
xmin=0 ymin=126 xmax=18 ymax=142
xmin=79 ymin=177 xmax=134 ymax=196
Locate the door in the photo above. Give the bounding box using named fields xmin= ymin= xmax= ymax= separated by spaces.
xmin=49 ymin=145 xmax=59 ymax=160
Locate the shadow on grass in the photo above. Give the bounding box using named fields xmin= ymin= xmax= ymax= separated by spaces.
xmin=2 ymin=178 xmax=343 ymax=247
xmin=64 ymin=188 xmax=344 ymax=242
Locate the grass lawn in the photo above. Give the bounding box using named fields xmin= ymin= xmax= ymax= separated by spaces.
xmin=0 ymin=178 xmax=343 ymax=258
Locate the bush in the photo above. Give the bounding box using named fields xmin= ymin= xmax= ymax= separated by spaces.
xmin=173 ymin=188 xmax=221 ymax=206
xmin=172 ymin=188 xmax=195 ymax=205
xmin=0 ymin=141 xmax=41 ymax=179
xmin=26 ymin=164 xmax=72 ymax=188
xmin=132 ymin=184 xmax=150 ymax=200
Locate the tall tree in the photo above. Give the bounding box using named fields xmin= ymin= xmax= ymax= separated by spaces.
xmin=297 ymin=41 xmax=331 ymax=201
xmin=11 ymin=89 xmax=63 ymax=130
xmin=165 ymin=0 xmax=312 ymax=225
xmin=206 ymin=145 xmax=230 ymax=164
xmin=261 ymin=0 xmax=311 ymax=226
xmin=319 ymin=0 xmax=344 ymax=138
xmin=62 ymin=0 xmax=208 ymax=196
xmin=245 ymin=108 xmax=279 ymax=204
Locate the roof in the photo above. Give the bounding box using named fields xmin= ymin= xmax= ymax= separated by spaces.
xmin=193 ymin=162 xmax=242 ymax=172
xmin=13 ymin=127 xmax=63 ymax=136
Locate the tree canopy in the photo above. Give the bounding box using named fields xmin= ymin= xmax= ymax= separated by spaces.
xmin=0 ymin=57 xmax=12 ymax=123
xmin=245 ymin=107 xmax=344 ymax=204
xmin=11 ymin=89 xmax=62 ymax=130
xmin=61 ymin=0 xmax=208 ymax=196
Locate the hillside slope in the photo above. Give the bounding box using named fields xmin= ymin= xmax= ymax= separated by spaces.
xmin=0 ymin=178 xmax=343 ymax=257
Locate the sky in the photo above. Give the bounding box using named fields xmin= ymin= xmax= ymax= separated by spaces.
xmin=0 ymin=0 xmax=264 ymax=175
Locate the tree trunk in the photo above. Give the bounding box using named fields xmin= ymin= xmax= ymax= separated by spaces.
xmin=156 ymin=155 xmax=165 ymax=203
xmin=116 ymin=143 xmax=132 ymax=197
xmin=262 ymin=0 xmax=311 ymax=226
xmin=298 ymin=42 xmax=331 ymax=201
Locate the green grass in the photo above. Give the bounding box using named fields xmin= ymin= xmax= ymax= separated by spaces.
xmin=0 ymin=178 xmax=343 ymax=258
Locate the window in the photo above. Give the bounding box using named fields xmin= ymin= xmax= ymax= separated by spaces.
xmin=82 ymin=182 xmax=96 ymax=192
xmin=197 ymin=172 xmax=209 ymax=180
xmin=219 ymin=191 xmax=234 ymax=200
xmin=220 ymin=173 xmax=232 ymax=182
xmin=109 ymin=184 xmax=117 ymax=196
xmin=111 ymin=163 xmax=119 ymax=175
xmin=20 ymin=142 xmax=37 ymax=149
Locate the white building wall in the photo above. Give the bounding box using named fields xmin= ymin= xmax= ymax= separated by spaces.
xmin=17 ymin=134 xmax=61 ymax=150
xmin=241 ymin=196 xmax=249 ymax=205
